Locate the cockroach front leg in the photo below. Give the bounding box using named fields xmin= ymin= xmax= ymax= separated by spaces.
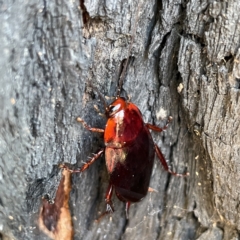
xmin=77 ymin=117 xmax=104 ymax=133
xmin=146 ymin=116 xmax=173 ymax=133
xmin=60 ymin=149 xmax=104 ymax=173
xmin=154 ymin=144 xmax=189 ymax=177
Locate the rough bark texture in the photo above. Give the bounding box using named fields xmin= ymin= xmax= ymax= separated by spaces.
xmin=0 ymin=0 xmax=240 ymax=239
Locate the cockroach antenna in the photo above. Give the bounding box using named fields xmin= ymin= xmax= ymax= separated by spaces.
xmin=116 ymin=2 xmax=142 ymax=98
xmin=89 ymin=82 xmax=109 ymax=113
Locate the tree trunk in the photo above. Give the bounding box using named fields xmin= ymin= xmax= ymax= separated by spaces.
xmin=0 ymin=0 xmax=239 ymax=239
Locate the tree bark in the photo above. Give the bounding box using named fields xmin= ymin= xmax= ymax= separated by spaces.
xmin=0 ymin=0 xmax=239 ymax=239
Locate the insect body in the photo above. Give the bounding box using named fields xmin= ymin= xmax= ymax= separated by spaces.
xmin=63 ymin=96 xmax=188 ymax=218
xmin=104 ymin=97 xmax=155 ymax=214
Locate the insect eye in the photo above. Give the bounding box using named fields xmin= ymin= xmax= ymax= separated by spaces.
xmin=108 ymin=104 xmax=121 ymax=116
xmin=109 ymin=106 xmax=114 ymax=113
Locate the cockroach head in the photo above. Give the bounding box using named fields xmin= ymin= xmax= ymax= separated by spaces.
xmin=105 ymin=97 xmax=127 ymax=118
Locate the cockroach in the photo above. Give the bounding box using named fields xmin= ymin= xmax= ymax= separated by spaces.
xmin=62 ymin=2 xmax=188 ymax=219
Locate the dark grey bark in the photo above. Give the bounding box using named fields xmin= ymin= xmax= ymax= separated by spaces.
xmin=0 ymin=0 xmax=240 ymax=239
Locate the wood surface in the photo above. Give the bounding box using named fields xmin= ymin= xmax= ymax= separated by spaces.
xmin=0 ymin=0 xmax=239 ymax=239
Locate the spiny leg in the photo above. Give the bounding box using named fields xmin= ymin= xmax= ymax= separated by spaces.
xmin=105 ymin=184 xmax=114 ymax=213
xmin=125 ymin=201 xmax=131 ymax=219
xmin=146 ymin=116 xmax=173 ymax=133
xmin=96 ymin=184 xmax=114 ymax=222
xmin=77 ymin=117 xmax=104 ymax=133
xmin=60 ymin=149 xmax=104 ymax=173
xmin=154 ymin=144 xmax=189 ymax=176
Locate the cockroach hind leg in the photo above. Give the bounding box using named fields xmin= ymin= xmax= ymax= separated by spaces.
xmin=125 ymin=202 xmax=131 ymax=219
xmin=95 ymin=183 xmax=115 ymax=222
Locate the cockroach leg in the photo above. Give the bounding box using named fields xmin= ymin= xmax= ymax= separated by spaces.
xmin=154 ymin=144 xmax=189 ymax=177
xmin=60 ymin=149 xmax=104 ymax=173
xmin=125 ymin=201 xmax=131 ymax=219
xmin=96 ymin=184 xmax=114 ymax=222
xmin=76 ymin=117 xmax=104 ymax=133
xmin=146 ymin=116 xmax=173 ymax=133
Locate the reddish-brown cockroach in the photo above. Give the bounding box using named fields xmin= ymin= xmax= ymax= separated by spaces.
xmin=62 ymin=2 xmax=188 ymax=219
